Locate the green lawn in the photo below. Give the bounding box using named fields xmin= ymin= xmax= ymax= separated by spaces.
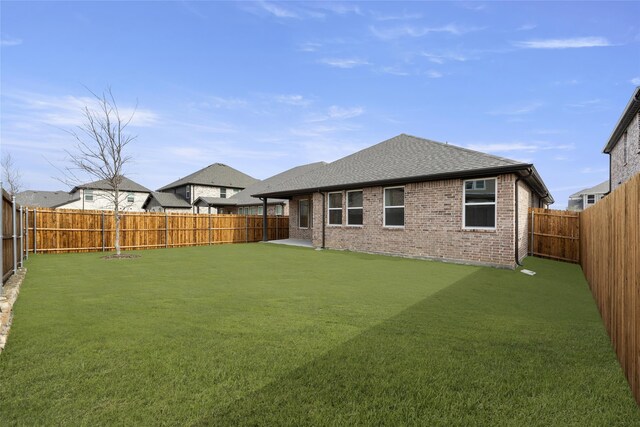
xmin=1 ymin=244 xmax=637 ymax=425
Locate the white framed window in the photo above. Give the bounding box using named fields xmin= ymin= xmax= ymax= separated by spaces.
xmin=258 ymin=206 xmax=263 ymax=215
xmin=586 ymin=194 xmax=595 ymax=205
xmin=275 ymin=205 xmax=283 ymax=216
xmin=220 ymin=188 xmax=227 ymax=199
xmin=84 ymin=189 xmax=93 ymax=202
xmin=347 ymin=190 xmax=363 ymax=226
xmin=463 ymin=178 xmax=497 ymax=229
xmin=384 ymin=187 xmax=404 ymax=227
xmin=299 ymin=199 xmax=310 ymax=228
xmin=185 ymin=187 xmax=191 ymax=202
xmin=127 ymin=193 xmax=135 ymax=203
xmin=328 ymin=192 xmax=343 ymax=225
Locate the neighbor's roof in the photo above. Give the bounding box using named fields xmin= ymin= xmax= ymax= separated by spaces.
xmin=603 ymin=86 xmax=640 ymax=154
xmin=16 ymin=190 xmax=79 ymax=208
xmin=193 ymin=162 xmax=327 ymax=207
xmin=157 ymin=163 xmax=258 ymax=191
xmin=142 ymin=192 xmax=192 ymax=209
xmin=231 ymin=162 xmax=327 ymax=206
xmin=254 ymin=134 xmax=553 ymax=203
xmin=568 ymin=180 xmax=609 ymax=198
xmin=73 ymin=176 xmax=151 ymax=193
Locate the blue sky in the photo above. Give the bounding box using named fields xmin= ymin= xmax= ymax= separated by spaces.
xmin=1 ymin=1 xmax=639 ymax=208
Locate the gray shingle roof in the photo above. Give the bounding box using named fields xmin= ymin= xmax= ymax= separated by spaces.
xmin=73 ymin=176 xmax=151 ymax=193
xmin=144 ymin=192 xmax=192 ymax=208
xmin=193 ymin=162 xmax=327 ymax=207
xmin=254 ymin=134 xmax=538 ymax=198
xmin=569 ymin=180 xmax=609 ymax=198
xmin=232 ymin=162 xmax=327 ymax=205
xmin=16 ymin=190 xmax=79 ymax=208
xmin=157 ymin=163 xmax=258 ymax=191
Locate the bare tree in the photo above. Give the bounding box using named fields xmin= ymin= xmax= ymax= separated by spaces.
xmin=1 ymin=152 xmax=23 ymax=195
xmin=62 ymin=88 xmax=136 ymax=256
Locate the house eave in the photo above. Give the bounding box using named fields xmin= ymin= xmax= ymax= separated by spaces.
xmin=602 ymin=86 xmax=640 ymax=154
xmin=254 ymin=164 xmax=552 ymax=203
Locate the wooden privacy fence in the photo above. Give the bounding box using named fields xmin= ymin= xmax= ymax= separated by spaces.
xmin=21 ymin=209 xmax=289 ymax=254
xmin=1 ymin=189 xmax=27 ymax=285
xmin=580 ymin=173 xmax=639 ymax=406
xmin=528 ymin=207 xmax=580 ymax=263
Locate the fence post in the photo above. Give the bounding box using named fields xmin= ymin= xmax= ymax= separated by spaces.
xmin=101 ymin=211 xmax=105 ymax=252
xmin=530 ymin=210 xmax=534 ymax=256
xmin=1 ymin=182 xmax=3 ymax=291
xmin=12 ymin=196 xmax=17 ymax=274
xmin=209 ymin=214 xmax=212 ymax=245
xmin=33 ymin=209 xmax=37 ymax=254
xmin=165 ymin=212 xmax=168 ymax=248
xmin=19 ymin=206 xmax=23 ymax=268
xmin=245 ymin=216 xmax=248 ymax=242
xmin=25 ymin=208 xmax=29 ymax=259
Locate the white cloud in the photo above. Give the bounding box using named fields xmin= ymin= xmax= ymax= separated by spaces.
xmin=421 ymin=52 xmax=468 ymax=64
xmin=370 ymin=23 xmax=482 ymax=40
xmin=487 ymin=102 xmax=544 ymax=116
xmin=1 ymin=37 xmax=22 ymax=46
xmin=371 ymin=11 xmax=422 ymax=21
xmin=318 ymin=57 xmax=370 ymax=68
xmin=258 ymin=1 xmax=298 ymax=18
xmin=464 ymin=141 xmax=574 ymax=153
xmin=306 ymin=106 xmax=364 ymax=122
xmin=580 ymin=167 xmax=608 ymax=174
xmin=381 ymin=66 xmax=410 ymax=76
xmin=514 ymin=36 xmax=611 ymax=49
xmin=313 ymin=3 xmax=362 ymax=15
xmin=275 ymin=94 xmax=311 ymax=106
xmin=425 ymin=70 xmax=443 ymax=78
xmin=631 ymin=77 xmax=640 ymax=85
xmin=298 ymin=42 xmax=322 ymax=52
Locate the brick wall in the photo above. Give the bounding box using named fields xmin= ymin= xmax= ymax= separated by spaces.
xmin=517 ymin=180 xmax=532 ymax=262
xmin=289 ymin=195 xmax=313 ymax=240
xmin=288 ymin=174 xmax=524 ymax=268
xmin=610 ymin=112 xmax=640 ymax=191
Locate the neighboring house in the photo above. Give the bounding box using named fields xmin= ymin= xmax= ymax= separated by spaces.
xmin=603 ymin=86 xmax=640 ymax=192
xmin=16 ymin=190 xmax=78 ymax=208
xmin=157 ymin=163 xmax=258 ymax=212
xmin=19 ymin=177 xmax=151 ymax=211
xmin=193 ymin=162 xmax=327 ymax=215
xmin=254 ymin=134 xmax=553 ymax=269
xmin=567 ymin=180 xmax=609 ymax=211
xmin=142 ymin=192 xmax=193 ymax=213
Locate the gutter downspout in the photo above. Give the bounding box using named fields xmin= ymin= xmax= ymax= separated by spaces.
xmin=515 ymin=169 xmax=533 ymax=267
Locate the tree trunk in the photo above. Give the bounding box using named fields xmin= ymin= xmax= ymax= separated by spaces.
xmin=114 ymin=188 xmax=121 ymax=255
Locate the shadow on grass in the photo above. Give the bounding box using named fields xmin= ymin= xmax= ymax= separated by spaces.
xmin=201 ymin=261 xmax=638 ymax=426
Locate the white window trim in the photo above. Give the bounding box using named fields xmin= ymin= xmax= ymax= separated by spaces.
xmin=84 ymin=189 xmax=93 ymax=202
xmin=327 ymin=191 xmax=343 ymax=226
xmin=298 ymin=198 xmax=310 ymax=229
xmin=346 ymin=189 xmax=364 ymax=227
xmin=127 ymin=192 xmax=135 ymax=203
xmin=462 ymin=178 xmax=497 ymax=230
xmin=383 ymin=186 xmax=405 ymax=228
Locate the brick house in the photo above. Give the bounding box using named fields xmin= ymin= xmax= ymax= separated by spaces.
xmin=157 ymin=163 xmax=258 ymax=213
xmin=604 ymin=87 xmax=640 ymax=192
xmin=254 ymin=134 xmax=553 ymax=269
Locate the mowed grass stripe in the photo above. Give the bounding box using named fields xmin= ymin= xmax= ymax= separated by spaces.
xmin=1 ymin=245 xmax=637 ymax=425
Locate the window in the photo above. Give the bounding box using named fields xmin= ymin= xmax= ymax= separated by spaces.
xmin=347 ymin=190 xmax=363 ymax=226
xmin=275 ymin=205 xmax=283 ymax=216
xmin=127 ymin=193 xmax=134 ymax=203
xmin=586 ymin=195 xmax=595 ymax=205
xmin=258 ymin=206 xmax=263 ymax=215
xmin=220 ymin=188 xmax=227 ymax=199
xmin=84 ymin=189 xmax=93 ymax=202
xmin=328 ymin=192 xmax=342 ymax=225
xmin=384 ymin=187 xmax=404 ymax=227
xmin=299 ymin=199 xmax=309 ymax=228
xmin=463 ymin=178 xmax=496 ymax=229
xmin=186 ymin=187 xmax=191 ymax=202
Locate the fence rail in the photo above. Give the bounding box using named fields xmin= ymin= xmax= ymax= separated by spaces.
xmin=2 ymin=188 xmax=27 ymax=285
xmin=21 ymin=208 xmax=289 ymax=254
xmin=528 ymin=208 xmax=580 ymax=263
xmin=580 ymin=173 xmax=639 ymax=406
